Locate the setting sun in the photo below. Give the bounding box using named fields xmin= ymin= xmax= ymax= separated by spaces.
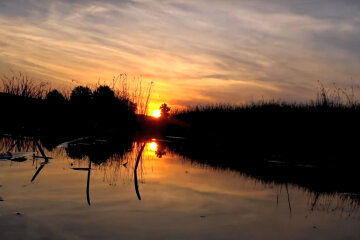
xmin=152 ymin=109 xmax=161 ymax=118
xmin=149 ymin=142 xmax=158 ymax=151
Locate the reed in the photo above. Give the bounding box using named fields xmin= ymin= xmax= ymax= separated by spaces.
xmin=94 ymin=74 xmax=153 ymax=115
xmin=0 ymin=72 xmax=153 ymax=135
xmin=1 ymin=72 xmax=50 ymax=99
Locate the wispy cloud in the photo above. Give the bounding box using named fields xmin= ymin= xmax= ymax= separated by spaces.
xmin=0 ymin=0 xmax=359 ymax=106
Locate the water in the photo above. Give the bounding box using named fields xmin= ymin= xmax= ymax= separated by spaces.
xmin=0 ymin=137 xmax=359 ymax=240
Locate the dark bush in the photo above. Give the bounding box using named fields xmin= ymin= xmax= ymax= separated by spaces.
xmin=46 ymin=89 xmax=67 ymax=104
xmin=93 ymin=85 xmax=116 ymax=102
xmin=70 ymin=86 xmax=92 ymax=104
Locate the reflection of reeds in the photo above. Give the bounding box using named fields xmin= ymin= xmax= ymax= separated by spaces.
xmin=169 ymin=83 xmax=360 ymax=192
xmin=97 ymin=142 xmax=146 ymax=186
xmin=61 ymin=141 xmax=146 ymax=187
xmin=165 ymin=142 xmax=360 ymax=215
xmin=0 ymin=136 xmax=51 ymax=183
xmin=273 ymin=182 xmax=360 ymax=216
xmin=0 ymin=136 xmax=147 ymax=187
xmin=307 ymin=191 xmax=360 ymax=215
xmin=0 ymin=135 xmax=35 ymax=152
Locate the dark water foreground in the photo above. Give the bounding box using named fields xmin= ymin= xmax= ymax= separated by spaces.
xmin=0 ymin=135 xmax=359 ymax=240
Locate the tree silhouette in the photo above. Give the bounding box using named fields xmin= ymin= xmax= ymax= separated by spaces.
xmin=46 ymin=89 xmax=66 ymax=104
xmin=93 ymin=85 xmax=116 ymax=103
xmin=160 ymin=103 xmax=171 ymax=118
xmin=70 ymin=86 xmax=92 ymax=104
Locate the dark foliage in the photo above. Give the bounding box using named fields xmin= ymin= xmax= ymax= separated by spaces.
xmin=46 ymin=89 xmax=67 ymax=104
xmin=70 ymin=86 xmax=92 ymax=104
xmin=0 ymin=84 xmax=137 ymax=138
xmin=64 ymin=137 xmax=133 ymax=164
xmin=163 ymin=102 xmax=360 ymax=196
xmin=160 ymin=103 xmax=171 ymax=118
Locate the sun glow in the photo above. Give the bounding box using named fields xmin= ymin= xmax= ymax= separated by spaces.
xmin=152 ymin=109 xmax=161 ymax=118
xmin=149 ymin=142 xmax=158 ymax=151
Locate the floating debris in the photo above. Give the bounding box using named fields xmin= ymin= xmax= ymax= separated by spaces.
xmin=150 ymin=138 xmax=173 ymax=143
xmin=267 ymin=160 xmax=287 ymax=164
xmin=56 ymin=137 xmax=88 ymax=148
xmin=0 ymin=197 xmax=4 ymax=201
xmin=165 ymin=136 xmax=186 ymax=140
xmin=0 ymin=152 xmax=11 ymax=160
xmin=57 ymin=137 xmax=108 ymax=149
xmin=295 ymin=164 xmax=316 ymax=168
xmin=71 ymin=167 xmax=90 ymax=171
xmin=267 ymin=160 xmax=316 ymax=168
xmin=0 ymin=152 xmax=36 ymax=161
xmin=14 ymin=212 xmax=23 ymax=216
xmin=338 ymin=193 xmax=359 ymax=196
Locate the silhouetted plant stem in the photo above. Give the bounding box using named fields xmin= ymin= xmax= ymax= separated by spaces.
xmin=87 ymin=160 xmax=92 ymax=206
xmin=286 ymin=184 xmax=292 ymax=216
xmin=134 ymin=143 xmax=145 ymax=200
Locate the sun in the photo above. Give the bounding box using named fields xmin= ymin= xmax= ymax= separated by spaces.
xmin=149 ymin=142 xmax=158 ymax=151
xmin=152 ymin=109 xmax=161 ymax=118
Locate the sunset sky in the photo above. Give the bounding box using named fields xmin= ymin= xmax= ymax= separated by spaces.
xmin=1 ymin=0 xmax=360 ymax=112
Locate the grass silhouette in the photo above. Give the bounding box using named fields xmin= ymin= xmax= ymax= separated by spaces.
xmin=0 ymin=73 xmax=152 ymax=138
xmin=1 ymin=72 xmax=360 ymax=190
xmin=160 ymin=89 xmax=360 ymax=197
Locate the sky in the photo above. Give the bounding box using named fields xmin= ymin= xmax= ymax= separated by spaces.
xmin=0 ymin=0 xmax=360 ymax=112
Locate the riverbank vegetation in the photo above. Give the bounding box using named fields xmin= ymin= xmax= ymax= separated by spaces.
xmin=162 ymin=86 xmax=360 ymax=196
xmin=1 ymin=73 xmax=359 ymax=201
xmin=0 ymin=73 xmax=152 ymax=138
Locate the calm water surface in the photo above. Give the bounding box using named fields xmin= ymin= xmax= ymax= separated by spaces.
xmin=0 ymin=137 xmax=359 ymax=240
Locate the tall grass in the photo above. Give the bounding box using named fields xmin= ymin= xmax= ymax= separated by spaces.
xmin=0 ymin=72 xmax=155 ymax=135
xmin=173 ymin=83 xmax=360 ymax=117
xmin=316 ymin=81 xmax=359 ymax=108
xmin=96 ymin=74 xmax=153 ymax=115
xmin=1 ymin=72 xmax=50 ymax=99
xmin=1 ymin=72 xmax=154 ymax=115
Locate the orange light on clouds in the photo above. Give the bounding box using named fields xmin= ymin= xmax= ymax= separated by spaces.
xmin=152 ymin=109 xmax=161 ymax=118
xmin=1 ymin=1 xmax=356 ymax=106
